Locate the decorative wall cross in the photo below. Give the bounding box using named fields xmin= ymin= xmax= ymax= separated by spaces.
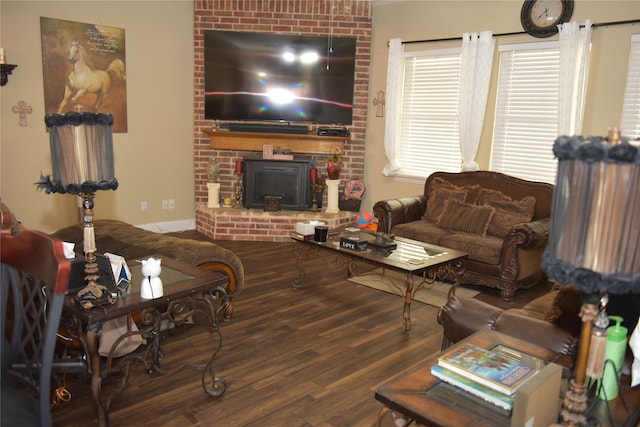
xmin=373 ymin=90 xmax=385 ymax=117
xmin=12 ymin=100 xmax=32 ymax=127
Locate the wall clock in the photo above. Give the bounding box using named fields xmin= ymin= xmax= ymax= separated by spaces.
xmin=520 ymin=0 xmax=574 ymax=38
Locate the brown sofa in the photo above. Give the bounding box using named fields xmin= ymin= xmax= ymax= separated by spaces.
xmin=373 ymin=171 xmax=554 ymax=301
xmin=437 ymin=284 xmax=582 ymax=368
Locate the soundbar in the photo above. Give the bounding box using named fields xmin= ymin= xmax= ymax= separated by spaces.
xmin=228 ymin=123 xmax=310 ymax=135
xmin=317 ymin=127 xmax=350 ymax=137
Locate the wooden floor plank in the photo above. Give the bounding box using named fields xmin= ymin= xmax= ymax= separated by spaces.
xmin=52 ymin=234 xmax=547 ymax=426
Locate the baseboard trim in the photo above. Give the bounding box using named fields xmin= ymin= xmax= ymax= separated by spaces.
xmin=136 ymin=218 xmax=195 ymax=233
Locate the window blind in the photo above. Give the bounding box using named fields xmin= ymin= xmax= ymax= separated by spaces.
xmin=491 ymin=42 xmax=560 ymax=184
xmin=397 ymin=49 xmax=462 ymax=178
xmin=621 ymin=34 xmax=640 ymax=139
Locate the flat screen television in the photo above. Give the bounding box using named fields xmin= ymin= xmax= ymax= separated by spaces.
xmin=204 ymin=30 xmax=356 ymax=125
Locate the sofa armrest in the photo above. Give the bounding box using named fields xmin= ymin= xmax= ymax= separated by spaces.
xmin=372 ymin=196 xmax=426 ymax=234
xmin=505 ymin=217 xmax=550 ymax=250
xmin=436 ymin=291 xmax=503 ymax=349
xmin=1 ymin=203 xmax=25 ymax=236
xmin=493 ymin=311 xmax=577 ymax=365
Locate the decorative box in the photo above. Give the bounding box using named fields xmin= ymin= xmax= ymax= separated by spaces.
xmin=295 ymin=221 xmax=326 ymax=236
xmin=339 ymin=236 xmax=368 ymax=251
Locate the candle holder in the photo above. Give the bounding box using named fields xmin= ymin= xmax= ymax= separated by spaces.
xmin=233 ymin=172 xmax=244 ymax=208
xmin=310 ymin=181 xmax=324 ymax=212
xmin=310 ymin=192 xmax=319 ymax=211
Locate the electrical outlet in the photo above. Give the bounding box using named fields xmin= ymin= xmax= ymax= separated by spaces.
xmin=162 ymin=200 xmax=168 ymax=209
xmin=141 ymin=201 xmax=148 ymax=212
xmin=168 ymin=199 xmax=175 ymax=210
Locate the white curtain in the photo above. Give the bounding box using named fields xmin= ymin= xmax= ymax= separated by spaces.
xmin=459 ymin=31 xmax=495 ymax=172
xmin=382 ymin=38 xmax=404 ymax=176
xmin=558 ymin=20 xmax=592 ymax=136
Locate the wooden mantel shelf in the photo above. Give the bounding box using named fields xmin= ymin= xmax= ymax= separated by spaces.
xmin=203 ymin=129 xmax=347 ymax=154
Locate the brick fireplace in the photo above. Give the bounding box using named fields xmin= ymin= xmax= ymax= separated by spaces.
xmin=193 ymin=0 xmax=372 ymax=241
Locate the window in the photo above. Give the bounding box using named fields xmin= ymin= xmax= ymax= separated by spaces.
xmin=491 ymin=42 xmax=560 ymax=184
xmin=621 ymin=34 xmax=640 ymax=139
xmin=395 ymin=49 xmax=462 ymax=179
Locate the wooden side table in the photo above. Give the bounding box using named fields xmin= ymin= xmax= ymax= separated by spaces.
xmin=375 ymin=329 xmax=640 ymax=427
xmin=374 ymin=329 xmax=567 ymax=427
xmin=63 ymin=255 xmax=230 ymax=427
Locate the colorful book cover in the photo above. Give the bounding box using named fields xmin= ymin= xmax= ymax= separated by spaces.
xmin=437 ymin=344 xmax=538 ymax=396
xmin=430 ymin=365 xmax=514 ymax=411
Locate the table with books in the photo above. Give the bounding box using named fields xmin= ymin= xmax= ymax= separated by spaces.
xmin=374 ymin=329 xmax=569 ymax=427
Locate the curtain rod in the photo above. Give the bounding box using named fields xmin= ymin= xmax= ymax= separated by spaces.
xmin=400 ymin=19 xmax=640 ymax=45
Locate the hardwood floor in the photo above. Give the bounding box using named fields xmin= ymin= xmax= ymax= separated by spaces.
xmin=52 ymin=233 xmax=552 ymax=427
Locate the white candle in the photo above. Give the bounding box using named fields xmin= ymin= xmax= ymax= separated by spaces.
xmin=0 ymin=48 xmax=5 ymax=64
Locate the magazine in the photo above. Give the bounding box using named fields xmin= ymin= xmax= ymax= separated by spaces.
xmin=437 ymin=344 xmax=538 ymax=396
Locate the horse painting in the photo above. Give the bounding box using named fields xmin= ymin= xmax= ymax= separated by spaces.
xmin=57 ymin=41 xmax=126 ymax=114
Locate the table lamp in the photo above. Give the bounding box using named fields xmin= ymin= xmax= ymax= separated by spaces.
xmin=38 ymin=112 xmax=119 ymax=309
xmin=542 ymin=128 xmax=639 ymax=426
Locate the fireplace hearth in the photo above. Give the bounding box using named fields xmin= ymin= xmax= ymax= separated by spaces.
xmin=195 ymin=205 xmax=358 ymax=242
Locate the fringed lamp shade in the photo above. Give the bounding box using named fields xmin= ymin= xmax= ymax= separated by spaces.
xmin=542 ymin=133 xmax=640 ymax=295
xmin=38 ymin=112 xmax=118 ymax=195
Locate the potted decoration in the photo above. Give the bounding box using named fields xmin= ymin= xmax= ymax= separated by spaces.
xmin=326 ymin=146 xmax=343 ymax=180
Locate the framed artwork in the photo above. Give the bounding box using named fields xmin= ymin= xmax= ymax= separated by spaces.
xmin=40 ymin=17 xmax=128 ymax=132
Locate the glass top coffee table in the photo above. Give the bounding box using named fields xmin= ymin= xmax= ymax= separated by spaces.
xmin=291 ymin=230 xmax=467 ymax=331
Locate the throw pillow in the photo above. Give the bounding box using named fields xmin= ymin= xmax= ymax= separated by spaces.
xmin=477 ymin=189 xmax=536 ymax=237
xmin=423 ymin=178 xmax=482 ymax=222
xmin=435 ymin=199 xmax=496 ymax=237
xmin=424 ymin=187 xmax=467 ymax=223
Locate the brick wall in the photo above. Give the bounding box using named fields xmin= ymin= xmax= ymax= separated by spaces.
xmin=194 ymin=0 xmax=371 ymax=224
xmin=193 ymin=0 xmax=372 ymax=211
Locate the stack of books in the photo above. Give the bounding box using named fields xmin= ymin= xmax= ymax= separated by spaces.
xmin=430 ymin=344 xmax=540 ymax=411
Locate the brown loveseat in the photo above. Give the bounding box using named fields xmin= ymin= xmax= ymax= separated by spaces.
xmin=373 ymin=171 xmax=554 ymax=301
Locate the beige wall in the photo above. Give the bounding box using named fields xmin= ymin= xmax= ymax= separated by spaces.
xmin=1 ymin=0 xmax=194 ymax=233
xmin=2 ymin=1 xmax=638 ymax=234
xmin=362 ymin=0 xmax=640 ymax=214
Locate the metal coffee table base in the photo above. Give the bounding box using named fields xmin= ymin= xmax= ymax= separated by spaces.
xmin=291 ymin=238 xmax=465 ymax=332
